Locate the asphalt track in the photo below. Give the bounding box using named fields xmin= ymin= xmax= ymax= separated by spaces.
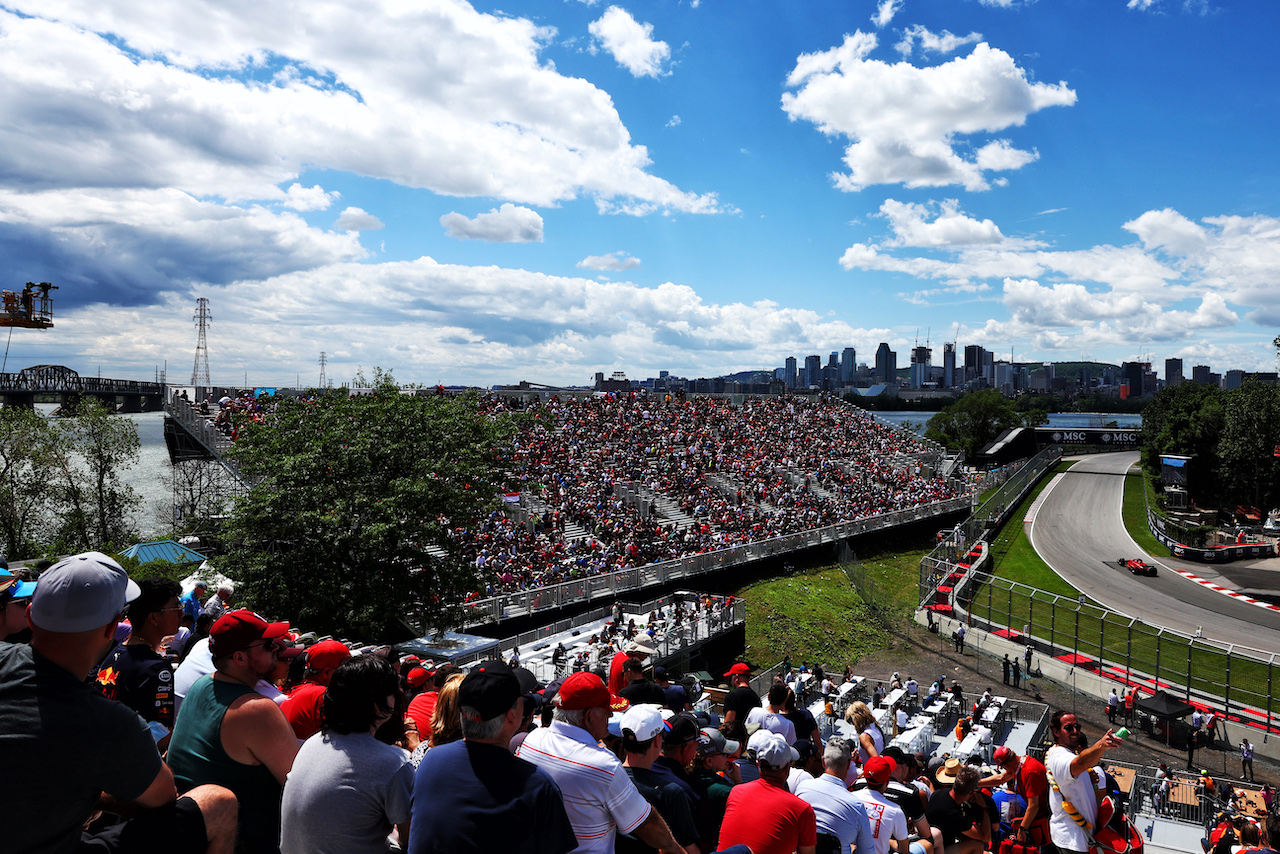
xmin=1028 ymin=451 xmax=1280 ymax=656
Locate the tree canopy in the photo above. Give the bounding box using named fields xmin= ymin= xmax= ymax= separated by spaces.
xmin=221 ymin=378 xmax=517 ymax=640
xmin=925 ymin=389 xmax=1020 ymax=459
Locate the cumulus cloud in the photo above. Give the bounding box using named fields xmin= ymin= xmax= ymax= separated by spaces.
xmin=877 ymin=199 xmax=1020 ymax=248
xmin=872 ymin=0 xmax=904 ymax=28
xmin=588 ymin=6 xmax=671 ymax=78
xmin=895 ymin=25 xmax=982 ymax=56
xmin=578 ymin=251 xmax=641 ymax=271
xmin=1127 ymin=0 xmax=1158 ymax=7
xmin=783 ymin=33 xmax=1076 ymax=191
xmin=667 ymin=115 xmax=681 ymax=127
xmin=0 ymin=2 xmax=721 ymax=217
xmin=334 ymin=207 xmax=384 ymax=231
xmin=282 ymin=183 xmax=339 ymax=211
xmin=440 ymin=204 xmax=544 ymax=242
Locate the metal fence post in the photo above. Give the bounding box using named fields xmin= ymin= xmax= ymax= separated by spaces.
xmin=1186 ymin=639 xmax=1194 ymax=703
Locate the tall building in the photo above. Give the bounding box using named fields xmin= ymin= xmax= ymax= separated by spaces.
xmin=964 ymin=345 xmax=985 ymax=384
xmin=1121 ymin=362 xmax=1146 ymax=397
xmin=784 ymin=356 xmax=797 ymax=388
xmin=874 ymin=343 xmax=896 ymax=384
xmin=942 ymin=343 xmax=956 ymax=388
xmin=909 ymin=345 xmax=931 ymax=389
xmin=1224 ymin=369 xmax=1245 ymax=391
xmin=1192 ymin=364 xmax=1211 ymax=384
xmin=804 ymin=354 xmax=821 ymax=388
xmin=1165 ymin=358 xmax=1183 ymax=387
xmin=841 ymin=347 xmax=856 ymax=383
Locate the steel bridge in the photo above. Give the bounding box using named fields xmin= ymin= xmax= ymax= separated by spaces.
xmin=0 ymin=365 xmax=165 ymax=412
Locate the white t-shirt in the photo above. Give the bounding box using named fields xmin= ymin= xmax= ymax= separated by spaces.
xmin=853 ymin=787 xmax=909 ymax=854
xmin=1046 ymin=744 xmax=1098 ymax=853
xmin=747 ymin=707 xmax=798 ymax=745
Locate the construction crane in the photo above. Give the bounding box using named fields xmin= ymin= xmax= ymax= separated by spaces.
xmin=1 ymin=282 xmax=56 ymax=329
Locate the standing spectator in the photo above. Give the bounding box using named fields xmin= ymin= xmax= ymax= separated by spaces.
xmin=794 ymin=736 xmax=875 ymax=854
xmin=783 ymin=688 xmax=823 ymax=752
xmin=985 ymin=745 xmax=1050 ymax=847
xmin=1002 ymin=656 xmax=1011 ymax=686
xmin=619 ymin=658 xmax=667 ymax=707
xmin=281 ymin=655 xmax=414 ymax=854
xmin=722 ymin=663 xmax=761 ymax=727
xmin=168 ymin=610 xmax=301 ymax=854
xmin=689 ymin=727 xmax=741 ymax=850
xmin=96 ymin=577 xmax=184 ymax=742
xmin=748 ymin=684 xmax=799 ymax=745
xmin=719 ymin=732 xmax=817 ymax=854
xmin=609 ymin=638 xmax=655 ymax=695
xmin=410 ymin=659 xmax=576 ymax=854
xmin=2 ymin=551 xmax=237 ymax=854
xmin=656 ymin=667 xmax=691 ymax=713
xmin=1124 ymin=687 xmax=1137 ymax=724
xmin=1011 ymin=658 xmax=1021 ymax=689
xmin=845 ymin=701 xmax=885 ymax=765
xmin=518 ymin=671 xmax=686 ymax=854
xmin=854 ymin=756 xmax=911 ymax=854
xmin=181 ymin=580 xmax=208 ymax=623
xmin=1242 ymin=738 xmax=1256 ymax=782
xmin=406 ymin=663 xmax=459 ymax=741
xmin=1106 ymin=688 xmax=1119 ymax=724
xmin=281 ymin=640 xmax=351 ymax=739
xmin=617 ymin=704 xmax=701 ymax=854
xmin=1023 ymin=644 xmax=1032 ymax=675
xmin=1044 ymin=710 xmax=1123 ymax=854
xmin=202 ymin=582 xmax=234 ymax=621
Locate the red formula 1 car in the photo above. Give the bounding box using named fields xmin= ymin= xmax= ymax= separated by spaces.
xmin=1116 ymin=557 xmax=1158 ymax=576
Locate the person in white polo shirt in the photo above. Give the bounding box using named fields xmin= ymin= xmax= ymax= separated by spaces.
xmin=794 ymin=736 xmax=875 ymax=854
xmin=518 ymin=672 xmax=686 ymax=854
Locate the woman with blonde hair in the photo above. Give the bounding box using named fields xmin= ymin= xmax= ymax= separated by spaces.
xmin=844 ymin=700 xmax=884 ymax=765
xmin=430 ymin=671 xmax=466 ymax=748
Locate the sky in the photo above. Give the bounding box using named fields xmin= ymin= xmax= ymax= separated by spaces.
xmin=2 ymin=0 xmax=1279 ymax=388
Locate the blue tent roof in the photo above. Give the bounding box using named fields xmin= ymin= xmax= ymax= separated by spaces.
xmin=120 ymin=540 xmax=207 ymax=565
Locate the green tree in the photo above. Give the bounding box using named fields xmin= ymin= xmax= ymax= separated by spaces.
xmin=1217 ymin=380 xmax=1280 ymax=511
xmin=1139 ymin=381 xmax=1225 ymax=506
xmin=52 ymin=398 xmax=141 ymax=550
xmin=925 ymin=389 xmax=1019 ymax=459
xmin=222 ymin=378 xmax=517 ymax=640
xmin=0 ymin=406 xmax=63 ymax=558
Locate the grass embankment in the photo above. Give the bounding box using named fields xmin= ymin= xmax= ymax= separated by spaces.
xmin=1122 ymin=467 xmax=1171 ymax=557
xmin=738 ymin=544 xmax=929 ymax=667
xmin=985 ymin=460 xmax=1080 ymax=598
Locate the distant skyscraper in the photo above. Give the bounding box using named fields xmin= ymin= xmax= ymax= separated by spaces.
xmin=804 ymin=354 xmax=821 ymax=388
xmin=875 ymin=343 xmax=896 ymax=384
xmin=841 ymin=347 xmax=856 ymax=383
xmin=964 ymin=345 xmax=985 ymax=384
xmin=1165 ymin=358 xmax=1183 ymax=387
xmin=785 ymin=356 xmax=797 ymax=388
xmin=1224 ymin=369 xmax=1245 ymax=390
xmin=1192 ymin=364 xmax=1210 ymax=384
xmin=910 ymin=345 xmax=931 ymax=389
xmin=942 ymin=343 xmax=956 ymax=388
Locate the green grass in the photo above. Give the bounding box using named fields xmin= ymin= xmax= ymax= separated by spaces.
xmin=985 ymin=460 xmax=1080 ymax=598
xmin=1123 ymin=468 xmax=1170 ymax=557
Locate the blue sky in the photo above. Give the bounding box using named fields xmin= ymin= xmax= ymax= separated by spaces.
xmin=2 ymin=0 xmax=1277 ymax=387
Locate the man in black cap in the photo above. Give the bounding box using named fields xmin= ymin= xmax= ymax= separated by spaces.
xmin=408 ymin=659 xmax=577 ymax=854
xmin=655 ymin=712 xmax=703 ymax=806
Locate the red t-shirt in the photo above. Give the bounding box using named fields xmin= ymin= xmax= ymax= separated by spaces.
xmin=1015 ymin=755 xmax=1050 ymax=831
xmin=608 ymin=650 xmax=630 ymax=696
xmin=718 ymin=778 xmax=818 ymax=854
xmin=407 ymin=690 xmax=439 ymax=733
xmin=281 ymin=681 xmax=326 ymax=740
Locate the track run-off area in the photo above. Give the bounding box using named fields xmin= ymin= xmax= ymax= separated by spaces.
xmin=1028 ymin=451 xmax=1280 ymax=656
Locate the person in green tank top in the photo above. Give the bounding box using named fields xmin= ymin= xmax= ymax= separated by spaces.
xmin=169 ymin=610 xmax=301 ymax=854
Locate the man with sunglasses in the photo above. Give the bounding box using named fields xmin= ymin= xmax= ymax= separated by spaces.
xmin=1045 ymin=711 xmax=1124 ymax=854
xmin=97 ymin=577 xmax=185 ymax=743
xmin=0 ymin=563 xmax=36 ymax=642
xmin=169 ymin=610 xmax=301 ymax=854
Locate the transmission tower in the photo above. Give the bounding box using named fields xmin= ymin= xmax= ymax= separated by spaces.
xmin=191 ymin=298 xmax=212 ymax=387
xmin=318 ymin=351 xmax=327 ymax=388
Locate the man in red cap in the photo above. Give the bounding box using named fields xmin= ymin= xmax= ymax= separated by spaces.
xmin=281 ymin=639 xmax=351 ymax=739
xmin=518 ymin=671 xmax=688 ymax=854
xmin=721 ymin=662 xmax=759 ymax=727
xmin=983 ymin=744 xmax=1049 ymax=847
xmin=853 ymin=756 xmax=910 ymax=854
xmin=168 ymin=610 xmax=301 ymax=854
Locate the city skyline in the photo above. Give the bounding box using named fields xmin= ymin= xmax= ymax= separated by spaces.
xmin=2 ymin=0 xmax=1279 ymax=388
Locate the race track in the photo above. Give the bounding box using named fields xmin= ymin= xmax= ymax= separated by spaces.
xmin=1028 ymin=451 xmax=1280 ymax=655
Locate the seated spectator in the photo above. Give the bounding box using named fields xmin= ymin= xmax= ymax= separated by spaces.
xmin=96 ymin=577 xmax=184 ymax=745
xmin=168 ymin=610 xmax=301 ymax=854
xmin=846 ymin=701 xmax=885 ymax=765
xmin=794 ymin=736 xmax=874 ymax=854
xmin=280 ymin=655 xmax=414 ymax=854
xmin=2 ymin=551 xmax=236 ymax=853
xmin=405 ymin=663 xmax=459 ymax=744
xmin=202 ymin=582 xmax=234 ymax=620
xmin=719 ymin=732 xmax=817 ymax=854
xmin=0 ymin=564 xmax=36 ymax=642
xmin=410 ymin=659 xmax=577 ymax=854
xmin=617 ymin=704 xmax=702 ymax=854
xmin=926 ymin=764 xmax=989 ymax=854
xmin=181 ymin=580 xmax=208 ymax=622
xmin=689 ymin=727 xmax=741 ymax=850
xmin=281 ymin=640 xmax=351 ymax=739
xmin=748 ymin=684 xmax=799 ymax=746
xmin=854 ymin=756 xmax=911 ymax=854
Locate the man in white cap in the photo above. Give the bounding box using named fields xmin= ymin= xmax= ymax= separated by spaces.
xmin=0 ymin=551 xmax=237 ymax=854
xmin=718 ymin=732 xmax=817 ymax=854
xmin=618 ymin=704 xmax=700 ymax=854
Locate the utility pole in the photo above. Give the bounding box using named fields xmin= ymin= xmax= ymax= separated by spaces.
xmin=318 ymin=352 xmax=327 ymax=389
xmin=191 ymin=298 xmax=211 ymax=389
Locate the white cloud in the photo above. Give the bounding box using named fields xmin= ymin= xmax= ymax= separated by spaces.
xmin=440 ymin=204 xmax=544 ymax=242
xmin=872 ymin=0 xmax=904 ymax=28
xmin=782 ymin=35 xmax=1076 ymax=191
xmin=667 ymin=115 xmax=682 ymax=127
xmin=588 ymin=6 xmax=671 ymax=78
xmin=877 ymin=199 xmax=1020 ymax=248
xmin=0 ymin=2 xmax=721 ymax=215
xmin=334 ymin=207 xmax=384 ymax=231
xmin=578 ymin=251 xmax=641 ymax=271
xmin=895 ymin=25 xmax=982 ymax=56
xmin=282 ymin=184 xmax=339 ymax=212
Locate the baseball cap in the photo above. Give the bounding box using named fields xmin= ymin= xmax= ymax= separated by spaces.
xmin=620 ymin=704 xmax=669 ymax=742
xmin=724 ymin=662 xmax=752 ymax=677
xmin=209 ymin=609 xmax=290 ymax=657
xmin=752 ymin=732 xmax=799 ymax=769
xmin=697 ymin=726 xmax=739 ymax=757
xmin=864 ymin=755 xmax=897 ymax=784
xmin=653 ymin=665 xmax=668 ymax=681
xmin=459 ymin=659 xmax=522 ymax=721
xmin=407 ymin=667 xmax=431 ymax=688
xmin=0 ymin=567 xmax=36 ymax=600
xmin=993 ymin=745 xmax=1017 ymax=766
xmin=28 ymin=551 xmax=139 ymax=633
xmin=556 ymin=672 xmax=630 ymax=712
xmin=664 ymin=712 xmax=700 ymax=746
xmin=306 ymin=639 xmax=352 ymax=670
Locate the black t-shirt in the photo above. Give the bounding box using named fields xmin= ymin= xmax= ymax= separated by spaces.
xmin=620 ymin=766 xmax=700 ymax=853
xmin=724 ymin=685 xmax=761 ymax=720
xmin=1 ymin=643 xmax=161 ymax=854
xmin=663 ymin=683 xmax=690 ymax=711
xmin=96 ymin=642 xmax=176 ymax=728
xmin=783 ymin=708 xmax=818 ymax=744
xmin=620 ymin=678 xmax=667 ymax=707
xmin=926 ymin=788 xmax=981 ymax=846
xmin=884 ymin=780 xmax=927 ymax=822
